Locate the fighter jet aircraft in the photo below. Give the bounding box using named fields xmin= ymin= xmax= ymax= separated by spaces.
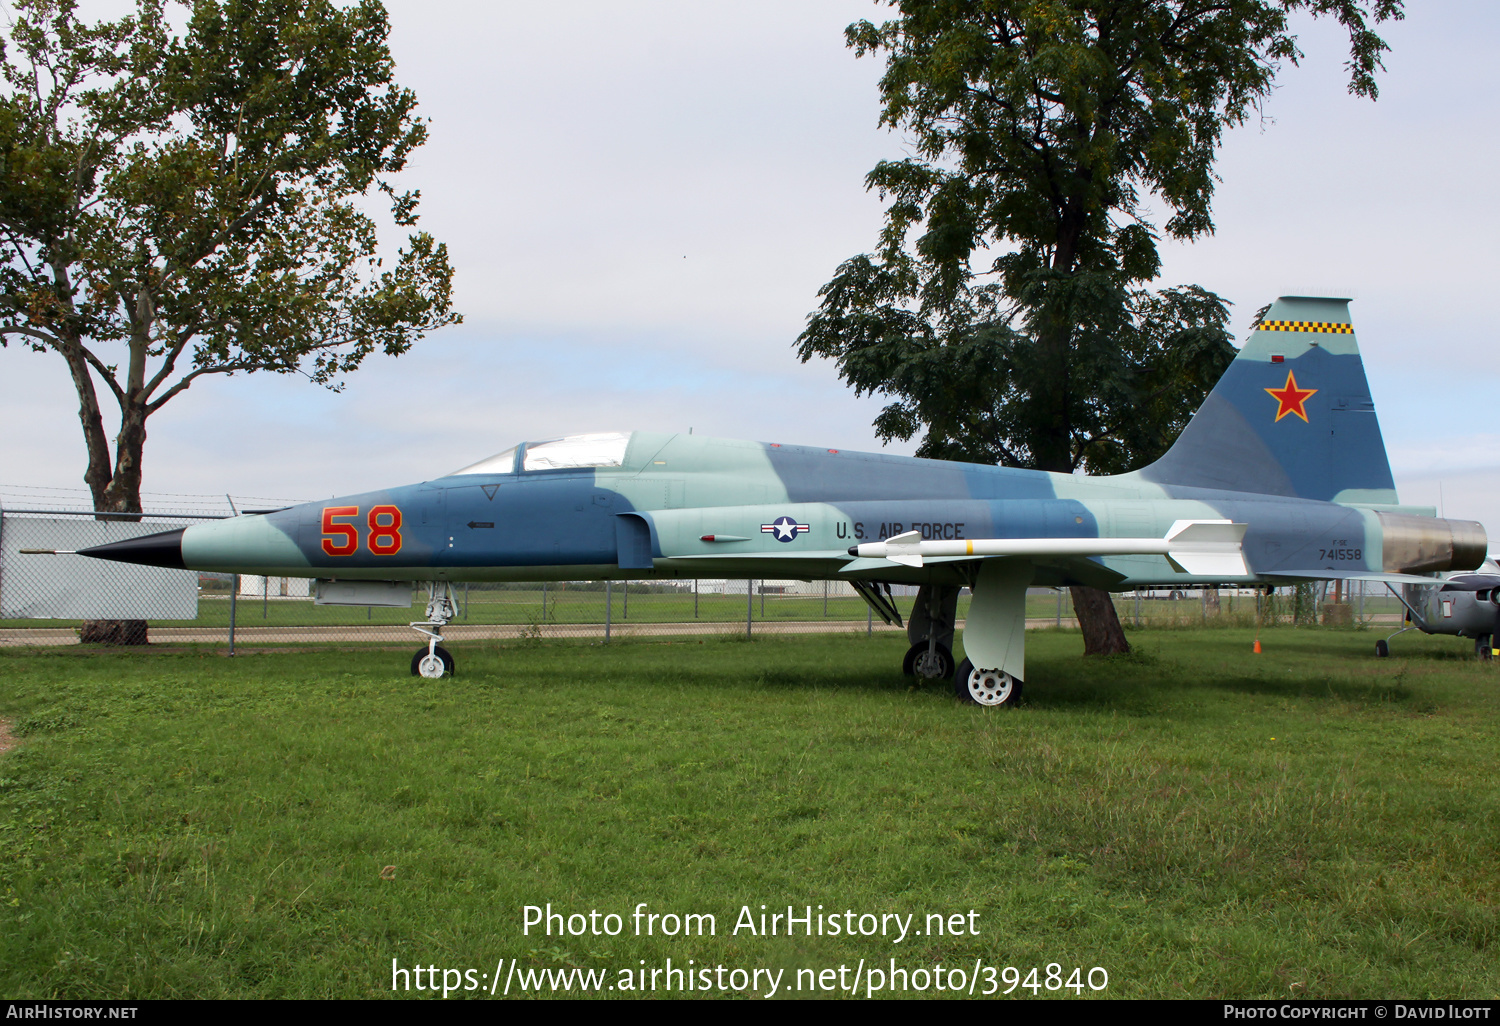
xmin=76 ymin=296 xmax=1487 ymax=704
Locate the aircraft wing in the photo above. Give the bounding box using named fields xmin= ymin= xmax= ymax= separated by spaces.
xmin=1438 ymin=574 xmax=1500 ymax=592
xmin=848 ymin=520 xmax=1248 ymax=576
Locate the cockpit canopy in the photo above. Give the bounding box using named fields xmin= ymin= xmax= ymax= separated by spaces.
xmin=445 ymin=432 xmax=631 ymax=476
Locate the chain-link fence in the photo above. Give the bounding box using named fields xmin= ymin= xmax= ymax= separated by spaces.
xmin=0 ymin=507 xmax=1407 ymax=650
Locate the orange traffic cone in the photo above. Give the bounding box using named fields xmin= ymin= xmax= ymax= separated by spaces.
xmin=1253 ymin=638 xmax=1262 ymax=654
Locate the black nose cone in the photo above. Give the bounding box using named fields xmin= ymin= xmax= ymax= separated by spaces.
xmin=78 ymin=528 xmax=187 ymax=570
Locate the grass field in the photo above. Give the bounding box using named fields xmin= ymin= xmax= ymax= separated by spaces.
xmin=1 ymin=626 xmax=1496 ymax=999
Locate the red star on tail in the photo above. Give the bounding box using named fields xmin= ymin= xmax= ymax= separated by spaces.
xmin=1265 ymin=370 xmax=1317 ymax=423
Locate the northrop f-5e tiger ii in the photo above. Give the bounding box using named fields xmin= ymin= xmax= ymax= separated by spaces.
xmin=77 ymin=297 xmax=1488 ymax=705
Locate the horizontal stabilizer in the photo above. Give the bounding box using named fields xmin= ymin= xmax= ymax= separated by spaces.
xmin=1258 ymin=570 xmax=1442 ymax=585
xmin=849 ymin=520 xmax=1247 ymax=576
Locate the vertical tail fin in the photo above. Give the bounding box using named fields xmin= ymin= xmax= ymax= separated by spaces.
xmin=1138 ymin=296 xmax=1397 ymax=503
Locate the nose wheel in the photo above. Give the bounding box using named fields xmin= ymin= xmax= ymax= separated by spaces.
xmin=409 ymin=582 xmax=459 ymax=677
xmin=412 ymin=645 xmax=455 ymax=678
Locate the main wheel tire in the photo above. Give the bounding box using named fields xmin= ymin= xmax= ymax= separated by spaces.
xmin=954 ymin=657 xmax=1022 ymax=707
xmin=1477 ymin=635 xmax=1493 ymax=661
xmin=902 ymin=641 xmax=956 ymax=681
xmin=411 ymin=645 xmax=455 ymax=678
xmin=1375 ymin=639 xmax=1390 ymax=658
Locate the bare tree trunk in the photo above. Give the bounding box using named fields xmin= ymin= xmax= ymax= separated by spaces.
xmin=103 ymin=402 xmax=148 ymax=514
xmin=78 ymin=619 xmax=148 ymax=645
xmin=1070 ymin=585 xmax=1130 ymax=655
xmin=64 ymin=343 xmax=151 ymax=645
xmin=59 ymin=339 xmax=115 ymax=510
xmin=1027 ymin=262 xmax=1134 ymax=658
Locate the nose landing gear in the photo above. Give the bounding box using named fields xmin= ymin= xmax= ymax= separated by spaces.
xmin=411 ymin=581 xmax=459 ymax=677
xmin=412 ymin=645 xmax=455 ymax=678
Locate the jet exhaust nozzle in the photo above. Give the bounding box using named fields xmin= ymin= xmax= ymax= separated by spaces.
xmin=1377 ymin=514 xmax=1488 ymax=575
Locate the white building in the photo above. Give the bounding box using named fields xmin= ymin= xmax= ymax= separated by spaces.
xmin=237 ymin=575 xmax=312 ymax=598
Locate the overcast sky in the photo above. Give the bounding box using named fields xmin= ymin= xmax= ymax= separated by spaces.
xmin=2 ymin=1 xmax=1496 ymax=542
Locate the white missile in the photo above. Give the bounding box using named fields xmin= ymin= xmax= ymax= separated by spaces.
xmin=851 ymin=519 xmax=1249 ymax=575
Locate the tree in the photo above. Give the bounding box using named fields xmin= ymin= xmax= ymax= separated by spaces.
xmin=0 ymin=0 xmax=459 ymax=517
xmin=797 ymin=0 xmax=1401 ymax=654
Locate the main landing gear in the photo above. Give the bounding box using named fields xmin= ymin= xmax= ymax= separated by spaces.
xmin=954 ymin=561 xmax=1031 ymax=708
xmin=411 ymin=581 xmax=459 ymax=678
xmin=904 ymin=577 xmax=1025 ymax=706
xmin=903 ymin=641 xmax=955 ymax=681
xmin=1376 ymin=624 xmax=1414 ymax=658
xmin=955 ymin=658 xmax=1023 ymax=707
xmin=905 ymin=583 xmax=959 ymax=682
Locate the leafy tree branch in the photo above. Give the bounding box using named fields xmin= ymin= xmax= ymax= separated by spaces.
xmin=0 ymin=0 xmax=460 ymax=513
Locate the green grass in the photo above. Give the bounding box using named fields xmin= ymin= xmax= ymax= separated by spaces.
xmin=1 ymin=628 xmax=1496 ymax=999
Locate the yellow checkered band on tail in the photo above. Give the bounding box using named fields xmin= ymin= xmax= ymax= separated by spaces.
xmin=1256 ymin=320 xmax=1354 ymax=333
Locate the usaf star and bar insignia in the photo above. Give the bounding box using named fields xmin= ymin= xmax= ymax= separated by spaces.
xmin=761 ymin=516 xmax=810 ymax=543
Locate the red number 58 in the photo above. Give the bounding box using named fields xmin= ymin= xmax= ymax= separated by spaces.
xmin=320 ymin=504 xmax=404 ymax=556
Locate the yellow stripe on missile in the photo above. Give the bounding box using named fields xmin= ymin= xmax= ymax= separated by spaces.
xmin=967 ymin=540 xmax=973 ymax=555
xmin=1256 ymin=320 xmax=1354 ymax=333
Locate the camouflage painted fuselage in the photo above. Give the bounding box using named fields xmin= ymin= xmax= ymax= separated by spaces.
xmin=172 ymin=296 xmax=1488 ymax=589
xmin=173 ymin=429 xmax=1477 ymax=591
